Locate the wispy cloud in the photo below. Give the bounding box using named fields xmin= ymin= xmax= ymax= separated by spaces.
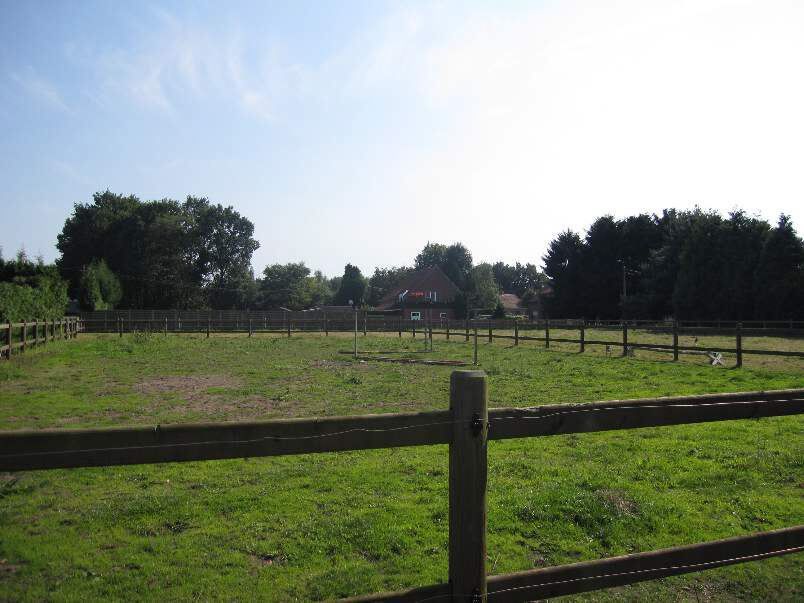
xmin=10 ymin=67 xmax=70 ymax=112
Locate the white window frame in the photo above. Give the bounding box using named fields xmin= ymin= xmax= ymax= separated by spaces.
xmin=439 ymin=312 xmax=447 ymax=319
xmin=410 ymin=311 xmax=421 ymax=320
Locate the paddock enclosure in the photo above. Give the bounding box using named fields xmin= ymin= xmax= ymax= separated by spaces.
xmin=1 ymin=328 xmax=802 ymax=601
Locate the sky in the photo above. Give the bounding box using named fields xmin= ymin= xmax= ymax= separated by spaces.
xmin=1 ymin=0 xmax=803 ymax=277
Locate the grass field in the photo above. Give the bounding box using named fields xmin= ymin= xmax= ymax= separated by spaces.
xmin=1 ymin=332 xmax=802 ymax=601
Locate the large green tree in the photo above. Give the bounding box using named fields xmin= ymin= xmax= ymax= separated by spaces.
xmin=333 ymin=264 xmax=367 ymax=306
xmin=57 ymin=191 xmax=259 ymax=309
xmin=414 ymin=242 xmax=473 ymax=290
xmin=542 ymin=230 xmax=584 ymax=317
xmin=753 ymin=215 xmax=804 ymax=319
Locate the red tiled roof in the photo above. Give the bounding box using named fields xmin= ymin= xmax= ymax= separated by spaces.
xmin=376 ymin=266 xmax=460 ymax=310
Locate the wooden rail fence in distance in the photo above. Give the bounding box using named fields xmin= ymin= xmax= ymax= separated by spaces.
xmin=79 ymin=314 xmax=804 ymax=368
xmin=1 ymin=378 xmax=802 ymax=600
xmin=1 ymin=317 xmax=80 ymax=360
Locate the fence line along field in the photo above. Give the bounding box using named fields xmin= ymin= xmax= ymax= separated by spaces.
xmin=0 ymin=331 xmax=802 ymax=601
xmin=74 ymin=310 xmax=804 ymax=372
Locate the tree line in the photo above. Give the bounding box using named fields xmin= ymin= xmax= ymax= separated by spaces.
xmin=2 ymin=191 xmax=802 ymax=321
xmin=542 ymin=209 xmax=804 ymax=320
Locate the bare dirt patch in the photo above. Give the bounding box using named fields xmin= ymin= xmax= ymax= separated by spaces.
xmin=135 ymin=375 xmax=242 ymax=399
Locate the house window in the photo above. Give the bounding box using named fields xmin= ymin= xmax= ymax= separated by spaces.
xmin=439 ymin=312 xmax=447 ymax=319
xmin=410 ymin=311 xmax=421 ymax=320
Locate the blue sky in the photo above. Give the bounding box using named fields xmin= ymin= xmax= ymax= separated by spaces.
xmin=2 ymin=0 xmax=803 ymax=277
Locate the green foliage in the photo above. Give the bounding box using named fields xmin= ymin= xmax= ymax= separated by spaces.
xmin=258 ymin=264 xmax=332 ymax=310
xmin=752 ymin=215 xmax=804 ymax=319
xmin=415 ymin=242 xmax=473 ymax=290
xmin=542 ymin=230 xmax=584 ymax=317
xmin=79 ymin=259 xmax=122 ymax=310
xmin=467 ymin=263 xmax=499 ymax=311
xmin=491 ymin=261 xmax=547 ymax=297
xmin=333 ymin=264 xmax=366 ymax=306
xmin=0 ymin=253 xmax=68 ymax=321
xmin=367 ymin=266 xmax=413 ymax=307
xmin=57 ymin=191 xmax=259 ymax=309
xmin=544 ymin=209 xmax=804 ymax=320
xmin=491 ymin=300 xmax=506 ymax=318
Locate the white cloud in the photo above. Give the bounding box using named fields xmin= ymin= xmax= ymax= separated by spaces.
xmin=10 ymin=67 xmax=70 ymax=112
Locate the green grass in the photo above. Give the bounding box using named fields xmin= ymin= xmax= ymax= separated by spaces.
xmin=0 ymin=332 xmax=802 ymax=601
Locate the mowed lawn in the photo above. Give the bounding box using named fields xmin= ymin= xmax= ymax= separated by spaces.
xmin=0 ymin=333 xmax=802 ymax=601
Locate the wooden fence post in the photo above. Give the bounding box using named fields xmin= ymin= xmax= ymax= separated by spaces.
xmin=249 ymin=319 xmax=253 ymax=337
xmin=488 ymin=324 xmax=492 ymax=343
xmin=118 ymin=317 xmax=123 ymax=338
xmin=545 ymin=319 xmax=550 ymax=349
xmin=164 ymin=317 xmax=168 ymax=336
xmin=449 ymin=370 xmax=488 ymax=601
xmin=207 ymin=318 xmax=211 ymax=338
xmin=473 ymin=327 xmax=478 ymax=366
xmin=413 ymin=321 xmax=416 ymax=339
xmin=287 ymin=318 xmax=291 ymax=338
xmin=622 ymin=322 xmax=628 ymax=357
xmin=34 ymin=318 xmax=38 ymax=348
xmin=447 ymin=321 xmax=451 ymax=341
xmin=5 ymin=321 xmax=11 ymax=359
xmin=363 ymin=312 xmax=367 ymax=336
xmin=398 ymin=319 xmax=402 ymax=338
xmin=580 ymin=319 xmax=585 ymax=353
xmin=514 ymin=321 xmax=519 ymax=346
xmin=736 ymin=322 xmax=743 ymax=368
xmin=22 ymin=320 xmax=27 ymax=352
xmin=673 ymin=320 xmax=679 ymax=361
xmin=325 ymin=312 xmax=329 ymax=337
xmin=465 ymin=319 xmax=469 ymax=342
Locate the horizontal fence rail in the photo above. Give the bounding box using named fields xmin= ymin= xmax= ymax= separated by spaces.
xmin=1 ymin=317 xmax=80 ymax=360
xmin=2 ymin=379 xmax=803 ymax=601
xmin=3 ymin=389 xmax=802 ymax=472
xmin=344 ymin=526 xmax=804 ymax=602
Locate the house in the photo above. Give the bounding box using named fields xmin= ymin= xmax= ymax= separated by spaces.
xmin=499 ymin=293 xmax=526 ymax=316
xmin=376 ymin=266 xmax=460 ymax=321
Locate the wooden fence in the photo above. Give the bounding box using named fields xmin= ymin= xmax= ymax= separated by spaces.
xmin=1 ymin=317 xmax=81 ymax=360
xmin=1 ymin=375 xmax=802 ymax=601
xmin=78 ymin=312 xmax=804 ymax=367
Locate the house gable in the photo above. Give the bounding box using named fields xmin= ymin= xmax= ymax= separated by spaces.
xmin=377 ymin=266 xmax=460 ymax=310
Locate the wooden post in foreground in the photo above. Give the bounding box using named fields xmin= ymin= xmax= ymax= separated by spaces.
xmin=545 ymin=319 xmax=550 ymax=349
xmin=449 ymin=370 xmax=488 ymax=601
xmin=465 ymin=319 xmax=469 ymax=342
xmin=488 ymin=324 xmax=492 ymax=343
xmin=207 ymin=318 xmax=211 ymax=338
xmin=514 ymin=321 xmax=519 ymax=346
xmin=672 ymin=320 xmax=679 ymax=361
xmin=473 ymin=327 xmax=478 ymax=366
xmin=447 ymin=321 xmax=450 ymax=341
xmin=5 ymin=321 xmax=11 ymax=359
xmin=22 ymin=320 xmax=27 ymax=352
xmin=736 ymin=322 xmax=743 ymax=368
xmin=363 ymin=312 xmax=367 ymax=336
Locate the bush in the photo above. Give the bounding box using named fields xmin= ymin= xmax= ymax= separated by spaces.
xmin=80 ymin=260 xmax=122 ymax=310
xmin=0 ymin=255 xmax=69 ymax=322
